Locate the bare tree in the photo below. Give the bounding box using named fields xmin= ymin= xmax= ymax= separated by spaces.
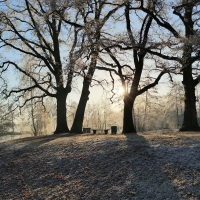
xmin=0 ymin=0 xmax=84 ymax=134
xmin=137 ymin=0 xmax=200 ymax=131
xmin=96 ymin=0 xmax=168 ymax=133
xmin=70 ymin=0 xmax=124 ymax=133
xmin=0 ymin=100 xmax=15 ymax=135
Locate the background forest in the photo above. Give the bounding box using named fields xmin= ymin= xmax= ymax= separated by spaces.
xmin=1 ymin=82 xmax=200 ymax=137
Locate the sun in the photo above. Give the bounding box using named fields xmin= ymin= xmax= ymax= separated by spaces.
xmin=117 ymin=87 xmax=126 ymax=95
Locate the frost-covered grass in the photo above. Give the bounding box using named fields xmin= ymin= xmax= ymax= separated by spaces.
xmin=0 ymin=132 xmax=200 ymax=199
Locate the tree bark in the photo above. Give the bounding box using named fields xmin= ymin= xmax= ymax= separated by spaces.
xmin=122 ymin=94 xmax=137 ymax=133
xmin=180 ymin=68 xmax=200 ymax=131
xmin=54 ymin=88 xmax=69 ymax=134
xmin=70 ymin=78 xmax=90 ymax=133
xmin=31 ymin=102 xmax=37 ymax=136
xmin=179 ymin=3 xmax=200 ymax=131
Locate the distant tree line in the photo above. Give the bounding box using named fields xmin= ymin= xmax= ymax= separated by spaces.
xmin=1 ymin=81 xmax=200 ymax=136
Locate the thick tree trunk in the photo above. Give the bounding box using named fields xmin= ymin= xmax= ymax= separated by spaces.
xmin=179 ymin=3 xmax=200 ymax=131
xmin=122 ymin=94 xmax=137 ymax=133
xmin=54 ymin=88 xmax=69 ymax=134
xmin=70 ymin=79 xmax=90 ymax=133
xmin=180 ymin=68 xmax=200 ymax=131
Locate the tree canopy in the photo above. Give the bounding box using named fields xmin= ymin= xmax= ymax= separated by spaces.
xmin=0 ymin=0 xmax=200 ymax=134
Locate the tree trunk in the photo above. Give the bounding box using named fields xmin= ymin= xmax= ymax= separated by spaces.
xmin=175 ymin=85 xmax=179 ymax=128
xmin=180 ymin=68 xmax=200 ymax=131
xmin=30 ymin=89 xmax=38 ymax=136
xmin=70 ymin=79 xmax=90 ymax=133
xmin=142 ymin=91 xmax=148 ymax=131
xmin=122 ymin=94 xmax=137 ymax=133
xmin=179 ymin=3 xmax=200 ymax=131
xmin=31 ymin=103 xmax=37 ymax=136
xmin=54 ymin=88 xmax=69 ymax=134
xmin=11 ymin=112 xmax=14 ymax=133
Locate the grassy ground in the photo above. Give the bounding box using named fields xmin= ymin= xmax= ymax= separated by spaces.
xmin=0 ymin=131 xmax=200 ymax=199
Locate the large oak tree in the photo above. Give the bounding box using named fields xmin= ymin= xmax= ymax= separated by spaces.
xmin=70 ymin=0 xmax=124 ymax=133
xmin=0 ymin=0 xmax=84 ymax=134
xmin=138 ymin=0 xmax=200 ymax=131
xmin=97 ymin=0 xmax=168 ymax=133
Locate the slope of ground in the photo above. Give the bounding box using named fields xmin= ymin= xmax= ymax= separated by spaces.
xmin=0 ymin=132 xmax=200 ymax=199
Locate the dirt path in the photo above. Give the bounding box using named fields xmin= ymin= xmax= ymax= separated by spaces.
xmin=0 ymin=132 xmax=200 ymax=199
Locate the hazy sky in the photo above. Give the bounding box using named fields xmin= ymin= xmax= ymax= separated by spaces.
xmin=0 ymin=1 xmax=198 ymax=108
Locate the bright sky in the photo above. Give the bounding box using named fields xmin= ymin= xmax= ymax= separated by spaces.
xmin=1 ymin=0 xmax=200 ymax=108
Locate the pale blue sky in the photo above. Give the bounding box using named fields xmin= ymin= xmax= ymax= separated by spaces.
xmin=0 ymin=0 xmax=199 ymax=106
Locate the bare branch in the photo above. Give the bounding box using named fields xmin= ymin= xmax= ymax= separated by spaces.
xmin=0 ymin=62 xmax=56 ymax=97
xmin=137 ymin=69 xmax=167 ymax=95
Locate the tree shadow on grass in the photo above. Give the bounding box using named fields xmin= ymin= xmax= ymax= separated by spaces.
xmin=0 ymin=133 xmax=198 ymax=199
xmin=123 ymin=134 xmax=179 ymax=199
xmin=0 ymin=133 xmax=77 ymax=152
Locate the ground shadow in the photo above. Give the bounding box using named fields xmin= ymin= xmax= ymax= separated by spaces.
xmin=124 ymin=133 xmax=180 ymax=199
xmin=0 ymin=133 xmax=78 ymax=152
xmin=1 ymin=133 xmax=199 ymax=199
